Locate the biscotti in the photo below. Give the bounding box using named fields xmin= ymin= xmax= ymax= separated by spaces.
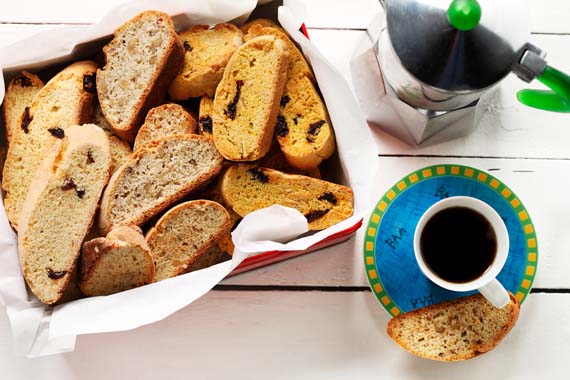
xmin=2 ymin=61 xmax=98 ymax=230
xmin=240 ymin=18 xmax=282 ymax=34
xmin=17 ymin=124 xmax=111 ymax=304
xmin=133 ymin=103 xmax=198 ymax=152
xmin=221 ymin=164 xmax=353 ymax=230
xmin=96 ymin=10 xmax=184 ymax=142
xmin=80 ymin=225 xmax=154 ymax=296
xmin=99 ymin=134 xmax=223 ymax=234
xmin=93 ymin=105 xmax=132 ymax=174
xmin=198 ymin=96 xmax=214 ymax=138
xmin=275 ymin=75 xmax=335 ymax=170
xmin=168 ymin=23 xmax=244 ymax=100
xmin=244 ymin=24 xmax=315 ymax=83
xmin=2 ymin=71 xmax=44 ymax=144
xmin=386 ymin=293 xmax=520 ymax=361
xmin=146 ymin=200 xmax=230 ymax=281
xmin=212 ymin=35 xmax=289 ymax=161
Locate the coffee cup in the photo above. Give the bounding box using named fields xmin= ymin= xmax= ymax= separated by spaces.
xmin=413 ymin=196 xmax=510 ymax=308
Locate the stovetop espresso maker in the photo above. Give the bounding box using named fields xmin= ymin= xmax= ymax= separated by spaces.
xmin=368 ymin=0 xmax=570 ymax=145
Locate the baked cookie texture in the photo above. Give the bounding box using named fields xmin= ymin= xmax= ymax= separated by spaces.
xmin=96 ymin=10 xmax=184 ymax=143
xmin=212 ymin=35 xmax=289 ymax=161
xmin=99 ymin=135 xmax=223 ymax=234
xmin=133 ymin=103 xmax=198 ymax=152
xmin=18 ymin=124 xmax=111 ymax=305
xmin=220 ymin=164 xmax=353 ymax=231
xmin=387 ymin=293 xmax=520 ymax=361
xmin=2 ymin=61 xmax=98 ymax=230
xmin=146 ymin=200 xmax=231 ymax=281
xmin=80 ymin=225 xmax=154 ymax=296
xmin=169 ymin=23 xmax=244 ymax=100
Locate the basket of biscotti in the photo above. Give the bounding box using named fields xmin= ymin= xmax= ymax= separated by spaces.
xmin=0 ymin=0 xmax=374 ymax=356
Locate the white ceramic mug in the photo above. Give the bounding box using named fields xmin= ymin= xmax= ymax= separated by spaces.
xmin=413 ymin=196 xmax=510 ymax=308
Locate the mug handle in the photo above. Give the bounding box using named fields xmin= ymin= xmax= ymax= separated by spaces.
xmin=478 ymin=279 xmax=510 ymax=308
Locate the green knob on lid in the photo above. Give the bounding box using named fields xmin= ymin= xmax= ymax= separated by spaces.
xmin=447 ymin=0 xmax=482 ymax=31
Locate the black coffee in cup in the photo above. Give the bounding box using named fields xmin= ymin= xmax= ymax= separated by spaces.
xmin=420 ymin=206 xmax=497 ymax=283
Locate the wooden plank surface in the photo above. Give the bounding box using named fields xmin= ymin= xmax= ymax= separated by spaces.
xmin=1 ymin=290 xmax=568 ymax=379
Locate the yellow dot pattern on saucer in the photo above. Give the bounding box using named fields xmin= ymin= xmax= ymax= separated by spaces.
xmin=364 ymin=164 xmax=538 ymax=316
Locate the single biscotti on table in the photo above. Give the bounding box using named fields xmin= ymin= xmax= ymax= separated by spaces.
xmin=212 ymin=35 xmax=289 ymax=161
xmin=146 ymin=200 xmax=231 ymax=281
xmin=2 ymin=61 xmax=97 ymax=230
xmin=386 ymin=293 xmax=520 ymax=362
xmin=168 ymin=23 xmax=244 ymax=100
xmin=96 ymin=10 xmax=184 ymax=143
xmin=93 ymin=105 xmax=132 ymax=175
xmin=133 ymin=103 xmax=198 ymax=152
xmin=17 ymin=124 xmax=111 ymax=305
xmin=2 ymin=71 xmax=44 ymax=144
xmin=198 ymin=96 xmax=214 ymax=138
xmin=80 ymin=225 xmax=154 ymax=296
xmin=99 ymin=134 xmax=223 ymax=234
xmin=220 ymin=164 xmax=353 ymax=230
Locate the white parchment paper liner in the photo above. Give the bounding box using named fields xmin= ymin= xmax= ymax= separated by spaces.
xmin=0 ymin=0 xmax=378 ymax=357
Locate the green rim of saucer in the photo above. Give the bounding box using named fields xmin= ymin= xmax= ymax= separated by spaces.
xmin=363 ymin=164 xmax=538 ymax=317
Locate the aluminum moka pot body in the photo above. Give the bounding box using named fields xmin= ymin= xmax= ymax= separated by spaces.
xmin=374 ymin=0 xmax=532 ymax=145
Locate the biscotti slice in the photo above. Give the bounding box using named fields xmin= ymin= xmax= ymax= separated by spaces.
xmin=275 ymin=75 xmax=335 ymax=170
xmin=97 ymin=11 xmax=184 ymax=142
xmin=244 ymin=24 xmax=315 ymax=83
xmin=2 ymin=71 xmax=44 ymax=144
xmin=240 ymin=18 xmax=282 ymax=34
xmin=2 ymin=61 xmax=98 ymax=230
xmin=80 ymin=225 xmax=154 ymax=296
xmin=147 ymin=200 xmax=230 ymax=281
xmin=198 ymin=96 xmax=214 ymax=138
xmin=133 ymin=103 xmax=198 ymax=152
xmin=213 ymin=36 xmax=289 ymax=161
xmin=168 ymin=23 xmax=244 ymax=100
xmin=17 ymin=124 xmax=111 ymax=305
xmin=386 ymin=293 xmax=520 ymax=361
xmin=99 ymin=135 xmax=223 ymax=234
xmin=221 ymin=164 xmax=353 ymax=230
xmin=93 ymin=104 xmax=132 ymax=174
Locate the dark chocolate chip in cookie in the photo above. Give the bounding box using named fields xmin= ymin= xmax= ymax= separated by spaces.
xmin=304 ymin=209 xmax=330 ymax=223
xmin=275 ymin=115 xmax=289 ymax=137
xmin=48 ymin=127 xmax=65 ymax=139
xmin=248 ymin=167 xmax=269 ymax=183
xmin=47 ymin=268 xmax=67 ymax=279
xmin=21 ymin=107 xmax=32 ymax=134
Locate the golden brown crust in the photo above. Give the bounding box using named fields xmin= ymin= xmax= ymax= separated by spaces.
xmin=168 ymin=23 xmax=243 ymax=100
xmin=212 ymin=36 xmax=289 ymax=161
xmin=98 ymin=135 xmax=223 ymax=234
xmin=2 ymin=61 xmax=98 ymax=230
xmin=97 ymin=11 xmax=184 ymax=143
xmin=386 ymin=293 xmax=520 ymax=361
xmin=2 ymin=71 xmax=44 ymax=144
xmin=146 ymin=200 xmax=231 ymax=281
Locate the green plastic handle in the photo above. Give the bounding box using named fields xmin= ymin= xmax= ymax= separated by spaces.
xmin=517 ymin=65 xmax=570 ymax=113
xmin=447 ymin=0 xmax=482 ymax=31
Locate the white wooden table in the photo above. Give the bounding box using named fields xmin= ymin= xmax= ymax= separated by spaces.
xmin=1 ymin=1 xmax=570 ymax=378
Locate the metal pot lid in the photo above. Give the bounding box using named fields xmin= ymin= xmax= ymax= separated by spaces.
xmin=383 ymin=0 xmax=530 ymax=92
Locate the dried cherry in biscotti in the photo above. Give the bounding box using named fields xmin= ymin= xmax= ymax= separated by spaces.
xmin=248 ymin=167 xmax=269 ymax=183
xmin=183 ymin=41 xmax=193 ymax=52
xmin=318 ymin=192 xmax=338 ymax=205
xmin=14 ymin=75 xmax=33 ymax=87
xmin=61 ymin=178 xmax=76 ymax=191
xmin=199 ymin=116 xmax=213 ymax=134
xmin=21 ymin=107 xmax=32 ymax=134
xmin=46 ymin=268 xmax=67 ymax=279
xmin=280 ymin=95 xmax=290 ymax=107
xmin=76 ymin=187 xmax=86 ymax=199
xmin=306 ymin=120 xmax=326 ymax=142
xmin=225 ymin=80 xmax=244 ymax=120
xmin=275 ymin=115 xmax=289 ymax=137
xmin=48 ymin=127 xmax=65 ymax=139
xmin=304 ymin=209 xmax=330 ymax=223
xmin=83 ymin=73 xmax=96 ymax=93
